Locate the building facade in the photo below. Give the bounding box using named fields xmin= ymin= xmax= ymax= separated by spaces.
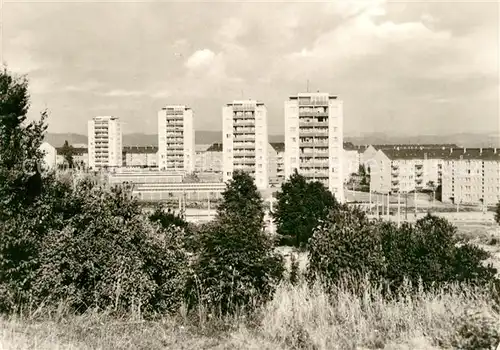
xmin=369 ymin=147 xmax=500 ymax=205
xmin=441 ymin=148 xmax=500 ymax=205
xmin=269 ymin=142 xmax=285 ymax=187
xmin=284 ymin=92 xmax=344 ymax=201
xmin=122 ymin=146 xmax=158 ymax=168
xmin=222 ymin=100 xmax=269 ymax=190
xmin=158 ymin=105 xmax=195 ymax=173
xmin=40 ymin=142 xmax=57 ymax=170
xmin=88 ymin=116 xmax=122 ymax=169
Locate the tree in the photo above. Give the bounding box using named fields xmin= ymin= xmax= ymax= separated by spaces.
xmin=188 ymin=170 xmax=284 ymax=315
xmin=0 ymin=68 xmax=47 ymax=211
xmin=495 ymin=201 xmax=500 ymax=225
xmin=273 ymin=170 xmax=338 ymax=247
xmin=59 ymin=140 xmax=75 ymax=168
xmin=182 ymin=172 xmax=200 ymax=183
xmin=0 ymin=68 xmax=48 ymax=311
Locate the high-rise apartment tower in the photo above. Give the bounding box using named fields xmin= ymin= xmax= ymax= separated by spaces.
xmin=284 ymin=92 xmax=344 ymax=201
xmin=158 ymin=105 xmax=195 ymax=173
xmin=88 ymin=116 xmax=122 ymax=169
xmin=222 ymin=100 xmax=269 ymax=189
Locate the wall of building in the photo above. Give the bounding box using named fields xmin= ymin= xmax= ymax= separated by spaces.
xmin=40 ymin=142 xmax=57 ymax=170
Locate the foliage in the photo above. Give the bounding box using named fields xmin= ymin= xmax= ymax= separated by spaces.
xmin=0 ymin=68 xmax=47 ymax=214
xmin=289 ymin=253 xmax=300 ymax=286
xmin=495 ymin=201 xmax=500 ymax=225
xmin=273 ymin=170 xmax=338 ymax=247
xmin=380 ymin=214 xmax=497 ymax=291
xmin=451 ymin=311 xmax=500 ymax=350
xmin=149 ymin=205 xmax=188 ymax=230
xmin=59 ymin=140 xmax=76 ymax=168
xmin=1 ymin=177 xmax=189 ymax=315
xmin=307 ymin=205 xmax=385 ymax=288
xmin=308 ymin=206 xmax=498 ymax=295
xmin=148 ymin=204 xmax=201 ymax=253
xmin=182 ymin=172 xmax=200 ymax=183
xmin=188 ymin=171 xmax=284 ymax=315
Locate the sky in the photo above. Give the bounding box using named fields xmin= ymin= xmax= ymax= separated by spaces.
xmin=2 ymin=0 xmax=499 ymax=137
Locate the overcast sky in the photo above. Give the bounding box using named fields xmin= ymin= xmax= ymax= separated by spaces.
xmin=3 ymin=0 xmax=499 ymax=137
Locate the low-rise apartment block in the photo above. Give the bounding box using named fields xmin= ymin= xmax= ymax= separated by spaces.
xmin=442 ymin=148 xmax=500 ymax=205
xmin=122 ymin=146 xmax=158 ymax=168
xmin=370 ymin=147 xmax=500 ymax=205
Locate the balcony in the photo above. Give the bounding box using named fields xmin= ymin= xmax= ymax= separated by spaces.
xmin=299 ymin=140 xmax=329 ymax=147
xmin=232 ymin=106 xmax=256 ymax=112
xmin=299 ymin=128 xmax=329 ymax=136
xmin=234 ymin=158 xmax=255 ymax=165
xmin=233 ymin=127 xmax=255 ymax=134
xmin=234 ymin=150 xmax=254 ymax=157
xmin=299 ymin=121 xmax=329 ymax=128
xmin=233 ymin=142 xmax=255 ymax=150
xmin=298 ymin=100 xmax=329 ymax=106
xmin=298 ymin=111 xmax=329 ymax=117
xmin=166 ymin=114 xmax=184 ymax=120
xmin=233 ymin=112 xmax=255 ymax=119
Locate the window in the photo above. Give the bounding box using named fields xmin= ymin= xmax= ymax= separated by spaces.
xmin=227 ymin=172 xmax=232 ymax=176
xmin=226 ymin=133 xmax=231 ymax=138
xmin=292 ymin=137 xmax=296 ymax=142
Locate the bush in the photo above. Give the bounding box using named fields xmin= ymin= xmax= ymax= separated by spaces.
xmin=1 ymin=177 xmax=189 ymax=316
xmin=380 ymin=214 xmax=497 ymax=291
xmin=307 ymin=205 xmax=385 ymax=289
xmin=188 ymin=171 xmax=284 ymax=315
xmin=307 ymin=207 xmax=499 ymax=296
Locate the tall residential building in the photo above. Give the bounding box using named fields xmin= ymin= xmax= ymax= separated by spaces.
xmin=222 ymin=100 xmax=268 ymax=190
xmin=284 ymin=92 xmax=344 ymax=202
xmin=158 ymin=105 xmax=195 ymax=173
xmin=88 ymin=116 xmax=122 ymax=169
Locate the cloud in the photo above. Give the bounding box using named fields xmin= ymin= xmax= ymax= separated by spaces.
xmin=4 ymin=1 xmax=498 ymax=135
xmin=185 ymin=49 xmax=217 ymax=70
xmin=101 ymin=90 xmax=147 ymax=97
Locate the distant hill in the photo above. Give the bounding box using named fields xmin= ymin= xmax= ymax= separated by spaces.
xmin=45 ymin=131 xmax=498 ymax=148
xmin=45 ymin=133 xmax=88 ymax=147
xmin=345 ymin=132 xmax=500 ymax=148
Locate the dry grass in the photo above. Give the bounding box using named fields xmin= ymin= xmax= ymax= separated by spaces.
xmin=1 ymin=281 xmax=499 ymax=350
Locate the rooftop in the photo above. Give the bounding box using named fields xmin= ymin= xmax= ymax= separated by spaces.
xmin=382 ymin=147 xmax=500 ymax=161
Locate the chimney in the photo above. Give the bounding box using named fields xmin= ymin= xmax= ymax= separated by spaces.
xmin=450 ymin=147 xmax=453 ymax=154
xmin=480 ymin=147 xmax=483 ymax=154
xmin=464 ymin=147 xmax=466 ymax=154
xmin=495 ymin=148 xmax=497 ymax=154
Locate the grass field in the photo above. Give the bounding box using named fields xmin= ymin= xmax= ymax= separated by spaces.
xmin=1 ymin=280 xmax=499 ymax=350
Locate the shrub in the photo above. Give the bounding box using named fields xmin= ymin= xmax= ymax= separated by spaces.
xmin=307 ymin=205 xmax=385 ymax=289
xmin=380 ymin=214 xmax=497 ymax=291
xmin=1 ymin=177 xmax=189 ymax=316
xmin=188 ymin=171 xmax=284 ymax=315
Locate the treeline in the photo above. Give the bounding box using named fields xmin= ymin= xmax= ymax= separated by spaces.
xmin=0 ymin=68 xmax=499 ymax=322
